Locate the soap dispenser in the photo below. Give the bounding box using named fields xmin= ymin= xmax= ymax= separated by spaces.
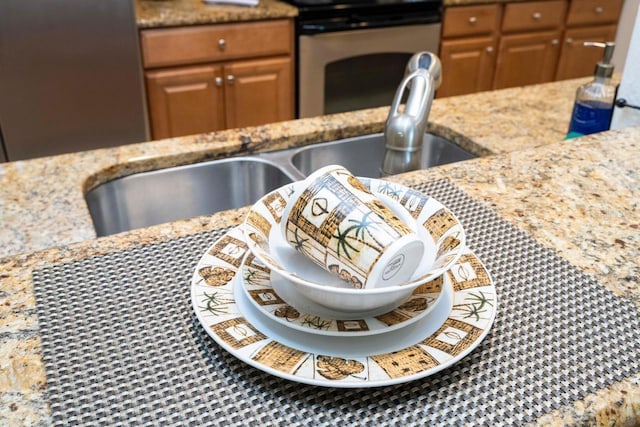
xmin=566 ymin=42 xmax=616 ymax=139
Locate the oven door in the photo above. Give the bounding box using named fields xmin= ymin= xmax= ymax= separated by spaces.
xmin=298 ymin=23 xmax=441 ymax=118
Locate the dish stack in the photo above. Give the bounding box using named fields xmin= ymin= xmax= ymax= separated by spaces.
xmin=190 ymin=165 xmax=497 ymax=387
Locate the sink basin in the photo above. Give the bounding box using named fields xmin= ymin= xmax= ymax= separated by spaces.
xmin=290 ymin=132 xmax=475 ymax=177
xmin=86 ymin=132 xmax=475 ymax=236
xmin=86 ymin=157 xmax=297 ymax=236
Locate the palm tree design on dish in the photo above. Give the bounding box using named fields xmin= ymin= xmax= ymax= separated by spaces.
xmin=289 ymin=228 xmax=312 ymax=257
xmin=302 ymin=315 xmax=332 ymax=330
xmin=199 ymin=291 xmax=233 ymax=316
xmin=377 ymin=181 xmax=402 ymax=199
xmin=348 ymin=211 xmax=384 ymax=249
xmin=452 ymin=291 xmax=494 ymax=322
xmin=333 ymin=224 xmax=360 ymax=260
xmin=244 ymin=267 xmax=268 ymax=286
xmin=333 ymin=210 xmax=385 ymax=260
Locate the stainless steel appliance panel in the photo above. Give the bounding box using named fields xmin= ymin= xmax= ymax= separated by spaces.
xmin=298 ymin=24 xmax=441 ymax=117
xmin=0 ymin=0 xmax=148 ymax=161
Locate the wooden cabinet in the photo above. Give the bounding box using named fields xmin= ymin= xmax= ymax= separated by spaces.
xmin=140 ymin=19 xmax=294 ymax=139
xmin=500 ymin=0 xmax=567 ymax=33
xmin=222 ymin=57 xmax=293 ymax=129
xmin=438 ymin=4 xmax=501 ymax=97
xmin=146 ymin=65 xmax=225 ymax=138
xmin=556 ymin=0 xmax=623 ymax=80
xmin=439 ymin=0 xmax=622 ymax=96
xmin=493 ymin=31 xmax=562 ymax=89
xmin=439 ymin=37 xmax=497 ymax=97
xmin=493 ymin=1 xmax=566 ymax=89
xmin=555 ymin=25 xmax=618 ymax=80
xmin=564 ymin=0 xmax=623 ymax=27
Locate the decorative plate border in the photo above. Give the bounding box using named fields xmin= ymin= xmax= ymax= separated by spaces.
xmin=191 ymin=226 xmax=497 ymax=388
xmin=241 ymin=251 xmax=446 ymax=337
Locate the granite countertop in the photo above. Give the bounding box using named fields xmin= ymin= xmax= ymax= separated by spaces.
xmin=133 ymin=0 xmax=542 ymax=30
xmin=135 ymin=0 xmax=298 ymax=28
xmin=1 ymin=75 xmax=639 ymax=424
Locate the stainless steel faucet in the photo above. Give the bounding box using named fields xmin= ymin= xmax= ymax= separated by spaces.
xmin=381 ymin=52 xmax=442 ymax=176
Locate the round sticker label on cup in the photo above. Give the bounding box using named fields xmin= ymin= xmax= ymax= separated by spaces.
xmin=382 ymin=253 xmax=406 ymax=281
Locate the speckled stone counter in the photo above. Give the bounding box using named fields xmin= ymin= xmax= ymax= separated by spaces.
xmin=1 ymin=76 xmax=639 ymax=425
xmin=133 ymin=0 xmax=540 ymax=30
xmin=136 ymin=0 xmax=297 ymax=28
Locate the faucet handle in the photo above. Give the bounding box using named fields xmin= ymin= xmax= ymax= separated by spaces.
xmin=405 ymin=52 xmax=442 ymax=89
xmin=387 ymin=71 xmax=429 ymax=121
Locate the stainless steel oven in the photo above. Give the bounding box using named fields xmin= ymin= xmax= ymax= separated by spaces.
xmin=287 ymin=0 xmax=443 ymax=118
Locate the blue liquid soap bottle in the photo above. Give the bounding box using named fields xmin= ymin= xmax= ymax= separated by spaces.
xmin=566 ymin=42 xmax=616 ymax=139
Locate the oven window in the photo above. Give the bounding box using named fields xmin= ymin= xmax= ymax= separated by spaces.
xmin=324 ymin=53 xmax=411 ymax=115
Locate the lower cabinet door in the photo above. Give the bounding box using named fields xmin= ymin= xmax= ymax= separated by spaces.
xmin=223 ymin=56 xmax=293 ymax=129
xmin=145 ymin=65 xmax=225 ymax=139
xmin=493 ymin=31 xmax=562 ymax=90
xmin=555 ymin=25 xmax=618 ymax=81
xmin=438 ymin=36 xmax=497 ymax=98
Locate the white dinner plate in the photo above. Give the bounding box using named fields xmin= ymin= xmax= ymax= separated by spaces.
xmin=191 ymin=226 xmax=497 ymax=388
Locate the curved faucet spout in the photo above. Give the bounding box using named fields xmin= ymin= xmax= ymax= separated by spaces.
xmin=381 ymin=52 xmax=442 ymax=176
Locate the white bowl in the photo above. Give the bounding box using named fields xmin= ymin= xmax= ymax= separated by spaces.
xmin=243 ymin=177 xmax=466 ymax=314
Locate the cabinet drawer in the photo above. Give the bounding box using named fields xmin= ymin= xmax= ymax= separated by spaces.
xmin=566 ymin=0 xmax=623 ymax=27
xmin=502 ymin=1 xmax=568 ymax=33
xmin=140 ymin=19 xmax=293 ymax=68
xmin=442 ymin=4 xmax=501 ymax=38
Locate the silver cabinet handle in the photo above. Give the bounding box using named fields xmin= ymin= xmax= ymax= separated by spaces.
xmin=595 ymin=6 xmax=604 ymax=14
xmin=551 ymin=39 xmax=559 ymax=46
xmin=486 ymin=46 xmax=494 ymax=53
xmin=226 ymin=75 xmax=235 ymax=84
xmin=469 ymin=16 xmax=477 ymax=24
xmin=566 ymin=37 xmax=573 ymax=44
xmin=218 ymin=39 xmax=227 ymax=50
xmin=532 ymin=12 xmax=542 ymax=20
xmin=215 ymin=77 xmax=223 ymax=87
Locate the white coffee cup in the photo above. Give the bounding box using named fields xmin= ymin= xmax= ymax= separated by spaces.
xmin=280 ymin=165 xmax=424 ymax=289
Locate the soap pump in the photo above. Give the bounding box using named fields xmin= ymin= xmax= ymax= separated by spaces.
xmin=566 ymin=41 xmax=616 ymax=139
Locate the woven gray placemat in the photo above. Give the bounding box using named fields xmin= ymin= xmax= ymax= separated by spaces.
xmin=33 ymin=179 xmax=640 ymax=426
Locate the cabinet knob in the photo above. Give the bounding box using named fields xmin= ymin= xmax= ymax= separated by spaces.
xmin=532 ymin=12 xmax=542 ymax=20
xmin=218 ymin=39 xmax=227 ymax=50
xmin=468 ymin=16 xmax=477 ymax=24
xmin=215 ymin=77 xmax=223 ymax=87
xmin=594 ymin=6 xmax=604 ymax=14
xmin=486 ymin=46 xmax=494 ymax=53
xmin=551 ymin=39 xmax=559 ymax=46
xmin=226 ymin=75 xmax=235 ymax=85
xmin=566 ymin=37 xmax=573 ymax=44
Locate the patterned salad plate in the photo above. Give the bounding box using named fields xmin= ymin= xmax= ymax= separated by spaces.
xmin=190 ymin=181 xmax=497 ymax=387
xmin=241 ymin=252 xmax=445 ymax=337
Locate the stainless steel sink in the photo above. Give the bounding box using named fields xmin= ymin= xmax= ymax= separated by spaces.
xmin=86 ymin=157 xmax=298 ymax=236
xmin=289 ymin=132 xmax=475 ymax=177
xmin=86 ymin=132 xmax=476 ymax=236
